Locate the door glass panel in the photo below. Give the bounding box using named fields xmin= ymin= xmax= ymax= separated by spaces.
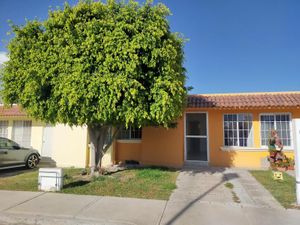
xmin=186 ymin=137 xmax=207 ymax=161
xmin=186 ymin=113 xmax=207 ymax=136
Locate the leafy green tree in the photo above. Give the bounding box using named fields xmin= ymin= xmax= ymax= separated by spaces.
xmin=1 ymin=0 xmax=187 ymax=173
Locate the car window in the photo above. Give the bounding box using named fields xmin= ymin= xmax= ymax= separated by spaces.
xmin=0 ymin=138 xmax=19 ymax=149
xmin=0 ymin=138 xmax=8 ymax=149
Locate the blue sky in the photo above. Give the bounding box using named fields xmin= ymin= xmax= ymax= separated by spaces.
xmin=0 ymin=0 xmax=299 ymax=94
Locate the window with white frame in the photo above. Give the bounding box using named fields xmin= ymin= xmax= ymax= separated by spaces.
xmin=118 ymin=126 xmax=142 ymax=140
xmin=0 ymin=121 xmax=8 ymax=138
xmin=260 ymin=114 xmax=292 ymax=147
xmin=12 ymin=120 xmax=32 ymax=148
xmin=224 ymin=114 xmax=253 ymax=147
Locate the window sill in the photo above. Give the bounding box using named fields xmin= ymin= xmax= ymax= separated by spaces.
xmin=220 ymin=146 xmax=294 ymax=152
xmin=117 ymin=139 xmax=142 ymax=144
xmin=221 ymin=147 xmax=262 ymax=152
xmin=259 ymin=147 xmax=294 ymax=152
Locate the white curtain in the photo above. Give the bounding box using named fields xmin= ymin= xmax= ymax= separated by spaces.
xmin=247 ymin=122 xmax=254 ymax=147
xmin=0 ymin=121 xmax=8 ymax=138
xmin=12 ymin=121 xmax=32 ymax=147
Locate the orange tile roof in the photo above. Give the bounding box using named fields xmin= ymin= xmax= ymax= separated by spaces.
xmin=0 ymin=105 xmax=27 ymax=117
xmin=188 ymin=92 xmax=300 ymax=109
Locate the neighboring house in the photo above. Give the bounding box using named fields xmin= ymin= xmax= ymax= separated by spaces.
xmin=0 ymin=105 xmax=89 ymax=168
xmin=1 ymin=91 xmax=300 ymax=169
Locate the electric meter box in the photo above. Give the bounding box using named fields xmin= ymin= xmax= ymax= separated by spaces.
xmin=38 ymin=168 xmax=63 ymax=192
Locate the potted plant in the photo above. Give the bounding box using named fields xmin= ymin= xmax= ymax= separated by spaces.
xmin=275 ymin=160 xmax=287 ymax=171
xmin=267 ymin=130 xmax=293 ymax=171
xmin=287 ymin=158 xmax=295 ymax=170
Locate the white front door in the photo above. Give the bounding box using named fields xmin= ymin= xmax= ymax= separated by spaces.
xmin=42 ymin=125 xmax=53 ymax=157
xmin=185 ymin=113 xmax=208 ymax=162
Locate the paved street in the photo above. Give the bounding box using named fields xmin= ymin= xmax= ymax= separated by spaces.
xmin=0 ymin=167 xmax=299 ymax=225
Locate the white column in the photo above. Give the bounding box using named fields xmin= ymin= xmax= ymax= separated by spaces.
xmin=292 ymin=119 xmax=300 ymax=205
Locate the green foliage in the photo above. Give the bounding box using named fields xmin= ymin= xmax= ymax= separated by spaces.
xmin=136 ymin=168 xmax=165 ymax=179
xmin=1 ymin=0 xmax=187 ymax=127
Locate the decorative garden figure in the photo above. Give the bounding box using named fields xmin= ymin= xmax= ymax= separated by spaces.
xmin=269 ymin=130 xmax=283 ymax=164
xmin=268 ymin=129 xmax=289 ymax=170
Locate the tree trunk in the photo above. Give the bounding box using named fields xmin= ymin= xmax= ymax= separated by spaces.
xmin=87 ymin=125 xmax=119 ymax=175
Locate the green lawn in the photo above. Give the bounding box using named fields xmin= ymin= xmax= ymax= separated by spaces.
xmin=0 ymin=167 xmax=178 ymax=200
xmin=250 ymin=170 xmax=297 ymax=208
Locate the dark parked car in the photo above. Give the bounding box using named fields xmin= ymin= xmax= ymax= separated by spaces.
xmin=0 ymin=137 xmax=41 ymax=169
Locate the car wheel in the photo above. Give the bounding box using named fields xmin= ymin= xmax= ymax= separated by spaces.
xmin=26 ymin=154 xmax=39 ymax=169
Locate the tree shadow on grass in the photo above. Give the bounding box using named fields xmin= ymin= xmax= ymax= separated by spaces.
xmin=63 ymin=180 xmax=90 ymax=189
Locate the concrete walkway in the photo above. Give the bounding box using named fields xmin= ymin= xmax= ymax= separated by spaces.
xmin=0 ymin=167 xmax=299 ymax=225
xmin=226 ymin=168 xmax=283 ymax=208
xmin=0 ymin=190 xmax=166 ymax=225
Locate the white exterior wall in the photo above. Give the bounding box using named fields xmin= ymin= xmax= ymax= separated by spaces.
xmin=101 ymin=145 xmax=114 ymax=167
xmin=0 ymin=116 xmax=114 ymax=168
xmin=31 ymin=120 xmax=44 ymax=152
xmin=0 ymin=117 xmax=88 ymax=168
xmin=3 ymin=117 xmax=44 ymax=153
xmin=50 ymin=124 xmax=88 ymax=168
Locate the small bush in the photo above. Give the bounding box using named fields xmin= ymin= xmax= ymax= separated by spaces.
xmin=224 ymin=182 xmax=234 ymax=189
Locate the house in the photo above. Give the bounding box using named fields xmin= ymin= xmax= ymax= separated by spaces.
xmin=1 ymin=91 xmax=300 ymax=169
xmin=0 ymin=105 xmax=89 ymax=168
xmin=115 ymin=91 xmax=300 ymax=168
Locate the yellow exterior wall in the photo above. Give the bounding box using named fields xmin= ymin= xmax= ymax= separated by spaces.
xmin=114 ymin=107 xmax=299 ymax=169
xmin=141 ymin=119 xmax=184 ymax=168
xmin=193 ymin=107 xmax=299 ymax=168
xmin=116 ymin=141 xmax=142 ymax=163
xmin=114 ymin=118 xmax=184 ymax=168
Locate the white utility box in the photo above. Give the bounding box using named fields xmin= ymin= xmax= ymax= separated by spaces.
xmin=38 ymin=168 xmax=63 ymax=192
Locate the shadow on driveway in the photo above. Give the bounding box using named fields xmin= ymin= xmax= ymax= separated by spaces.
xmin=163 ymin=167 xmax=239 ymax=225
xmin=0 ymin=167 xmax=37 ymax=178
